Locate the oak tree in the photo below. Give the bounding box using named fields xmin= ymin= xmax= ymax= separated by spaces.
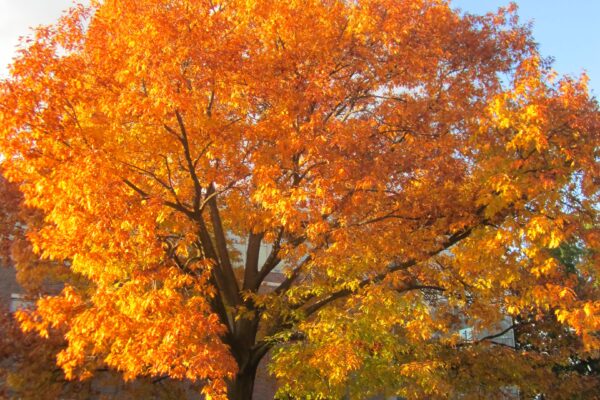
xmin=1 ymin=1 xmax=599 ymax=399
xmin=0 ymin=175 xmax=200 ymax=399
xmin=0 ymin=306 xmax=201 ymax=400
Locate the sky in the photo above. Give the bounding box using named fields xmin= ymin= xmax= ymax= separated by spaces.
xmin=0 ymin=0 xmax=598 ymax=95
xmin=452 ymin=0 xmax=600 ymax=96
xmin=0 ymin=0 xmax=73 ymax=76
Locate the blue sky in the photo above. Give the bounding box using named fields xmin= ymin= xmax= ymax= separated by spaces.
xmin=452 ymin=0 xmax=600 ymax=96
xmin=1 ymin=0 xmax=598 ymax=94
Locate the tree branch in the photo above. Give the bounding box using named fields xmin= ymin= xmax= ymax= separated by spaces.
xmin=122 ymin=178 xmax=193 ymax=216
xmin=206 ymin=183 xmax=240 ymax=297
xmin=174 ymin=110 xmax=203 ymax=214
xmin=273 ymin=255 xmax=311 ymax=295
xmin=455 ymin=322 xmax=523 ymax=349
xmin=300 ymin=226 xmax=475 ymax=317
xmin=243 ymin=231 xmax=264 ymax=290
xmin=255 ymin=227 xmax=285 ymax=289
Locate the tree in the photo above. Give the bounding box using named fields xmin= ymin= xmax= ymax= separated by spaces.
xmin=0 ymin=1 xmax=598 ymax=399
xmin=0 ymin=306 xmax=201 ymax=400
xmin=0 ymin=175 xmax=200 ymax=399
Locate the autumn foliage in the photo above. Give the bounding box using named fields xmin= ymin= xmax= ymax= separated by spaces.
xmin=0 ymin=0 xmax=599 ymax=399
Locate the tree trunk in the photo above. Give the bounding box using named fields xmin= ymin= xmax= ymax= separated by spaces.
xmin=227 ymin=363 xmax=258 ymax=400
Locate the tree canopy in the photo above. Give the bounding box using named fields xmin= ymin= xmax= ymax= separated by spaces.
xmin=0 ymin=1 xmax=598 ymax=399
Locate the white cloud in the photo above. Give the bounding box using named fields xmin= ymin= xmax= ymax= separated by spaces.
xmin=0 ymin=0 xmax=76 ymax=76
